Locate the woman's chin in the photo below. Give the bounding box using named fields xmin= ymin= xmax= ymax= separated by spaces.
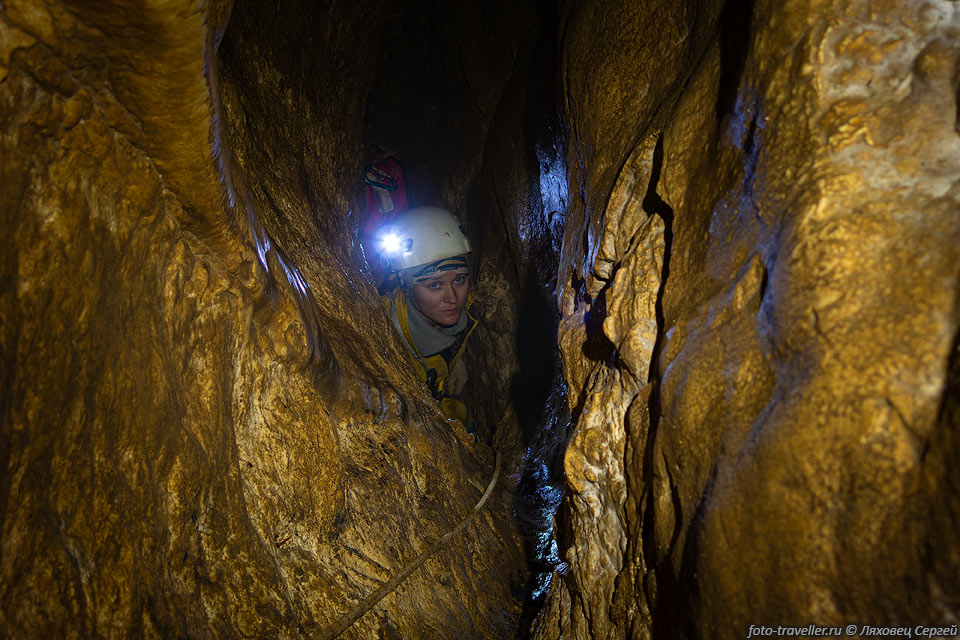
xmin=431 ymin=311 xmax=461 ymax=326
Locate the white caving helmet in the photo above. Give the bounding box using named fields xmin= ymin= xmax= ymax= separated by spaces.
xmin=375 ymin=206 xmax=471 ymax=271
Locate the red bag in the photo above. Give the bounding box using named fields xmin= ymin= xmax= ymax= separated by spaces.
xmin=361 ymin=156 xmax=409 ymax=285
xmin=362 ymin=157 xmax=409 ymax=239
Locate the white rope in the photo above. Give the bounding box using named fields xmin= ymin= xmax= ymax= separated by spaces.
xmin=314 ymin=447 xmax=502 ymax=640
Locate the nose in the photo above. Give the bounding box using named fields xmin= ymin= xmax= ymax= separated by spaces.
xmin=442 ymin=284 xmax=459 ymax=304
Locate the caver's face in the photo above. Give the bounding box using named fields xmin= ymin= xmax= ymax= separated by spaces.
xmin=410 ymin=270 xmax=469 ymax=327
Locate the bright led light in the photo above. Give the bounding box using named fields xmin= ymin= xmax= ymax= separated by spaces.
xmin=379 ymin=232 xmax=403 ymax=255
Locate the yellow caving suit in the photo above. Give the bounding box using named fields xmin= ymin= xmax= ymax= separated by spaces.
xmin=383 ymin=288 xmax=478 ymax=422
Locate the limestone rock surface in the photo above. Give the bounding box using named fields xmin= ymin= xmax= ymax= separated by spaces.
xmin=1 ymin=1 xmax=528 ymax=638
xmin=5 ymin=0 xmax=960 ymax=638
xmin=537 ymin=0 xmax=960 ymax=638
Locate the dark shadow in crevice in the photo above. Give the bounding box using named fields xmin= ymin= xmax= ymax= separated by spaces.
xmin=715 ymin=0 xmax=756 ymax=122
xmin=504 ymin=0 xmax=563 ymax=448
xmin=743 ymin=108 xmax=758 ymax=157
xmin=669 ymin=466 xmax=716 ymax=640
xmin=952 ymin=63 xmax=960 ymax=136
xmin=628 ymin=133 xmax=684 ymax=640
xmin=924 ymin=315 xmax=960 ymax=609
xmin=511 ymin=263 xmax=561 ymax=445
xmin=758 ymin=259 xmax=769 ymax=305
xmin=581 ymin=283 xmax=616 ymax=364
xmin=505 ymin=1 xmax=577 ymax=637
xmin=741 ymin=103 xmax=761 ymax=209
xmin=644 ymin=136 xmax=673 ymax=381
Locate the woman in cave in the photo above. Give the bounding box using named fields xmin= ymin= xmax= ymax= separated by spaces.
xmin=374 ymin=206 xmax=479 ymax=428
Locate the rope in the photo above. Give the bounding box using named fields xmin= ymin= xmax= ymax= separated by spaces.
xmin=314 ymin=447 xmax=502 ymax=640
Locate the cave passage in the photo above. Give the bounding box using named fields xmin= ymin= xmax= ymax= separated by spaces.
xmin=217 ymin=0 xmax=573 ymax=634
xmin=6 ymin=0 xmax=956 ymax=638
xmin=355 ymin=3 xmax=575 ymax=628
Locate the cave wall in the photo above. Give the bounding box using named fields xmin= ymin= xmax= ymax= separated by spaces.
xmin=1 ymin=1 xmax=529 ymax=638
xmin=4 ymin=0 xmax=960 ymax=638
xmin=537 ymin=0 xmax=960 ymax=638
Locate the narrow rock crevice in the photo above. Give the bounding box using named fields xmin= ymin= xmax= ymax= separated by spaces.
xmin=3 ymin=1 xmax=960 ymax=639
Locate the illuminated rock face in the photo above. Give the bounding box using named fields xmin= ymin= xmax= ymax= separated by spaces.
xmin=3 ymin=0 xmax=959 ymax=639
xmin=0 ymin=1 xmax=527 ymax=638
xmin=536 ymin=0 xmax=960 ymax=638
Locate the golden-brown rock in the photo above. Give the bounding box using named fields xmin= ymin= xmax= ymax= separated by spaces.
xmin=1 ymin=1 xmax=527 ymax=638
xmin=5 ymin=0 xmax=960 ymax=638
xmin=538 ymin=0 xmax=960 ymax=638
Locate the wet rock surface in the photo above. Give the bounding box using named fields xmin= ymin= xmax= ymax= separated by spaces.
xmin=1 ymin=1 xmax=527 ymax=638
xmin=537 ymin=0 xmax=960 ymax=639
xmin=3 ymin=0 xmax=959 ymax=638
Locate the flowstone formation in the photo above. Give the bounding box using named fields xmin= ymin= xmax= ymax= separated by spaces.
xmin=4 ymin=0 xmax=960 ymax=638
xmin=1 ymin=1 xmax=530 ymax=638
xmin=536 ymin=0 xmax=960 ymax=639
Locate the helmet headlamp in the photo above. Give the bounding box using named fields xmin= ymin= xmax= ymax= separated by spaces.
xmin=379 ymin=232 xmax=403 ymax=255
xmin=373 ymin=206 xmax=471 ymax=271
xmin=376 ymin=225 xmax=411 ymax=258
